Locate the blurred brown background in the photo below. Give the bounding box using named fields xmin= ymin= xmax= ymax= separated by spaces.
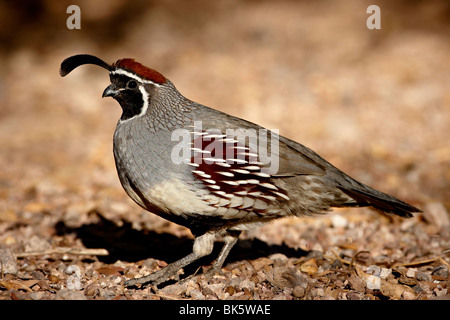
xmin=0 ymin=0 xmax=449 ymax=244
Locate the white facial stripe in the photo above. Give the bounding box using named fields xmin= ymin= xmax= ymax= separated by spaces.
xmin=118 ymin=84 xmax=149 ymax=125
xmin=110 ymin=69 xmax=161 ymax=87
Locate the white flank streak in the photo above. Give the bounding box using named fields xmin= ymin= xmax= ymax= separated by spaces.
xmin=192 ymin=171 xmax=211 ymax=179
xmin=187 ymin=162 xmax=199 ymax=167
xmin=246 ymin=179 xmax=260 ymax=184
xmin=258 ymin=183 xmax=278 ymax=190
xmin=222 ymin=181 xmax=240 ymax=186
xmin=237 ymin=152 xmax=259 ymax=158
xmin=190 ymin=131 xmax=208 ymax=136
xmin=218 ymin=138 xmax=238 ymax=143
xmin=191 ymin=148 xmax=210 ymax=154
xmin=204 ymin=134 xmax=226 ymax=139
xmin=207 ymin=185 xmax=221 ymax=190
xmin=261 ymin=195 xmax=277 ymax=201
xmin=216 ymin=162 xmax=231 ymax=168
xmin=204 ymin=157 xmax=226 ymax=163
xmin=230 ymin=159 xmax=247 ymax=164
xmin=241 ymin=165 xmax=260 ymax=171
xmin=203 ymin=179 xmax=216 ymax=184
xmin=273 ymin=191 xmax=290 ymax=201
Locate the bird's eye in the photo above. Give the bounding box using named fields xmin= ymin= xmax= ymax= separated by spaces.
xmin=127 ymin=80 xmax=137 ymax=89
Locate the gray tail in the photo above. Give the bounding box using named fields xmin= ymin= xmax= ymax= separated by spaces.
xmin=338 ymin=184 xmax=421 ymax=218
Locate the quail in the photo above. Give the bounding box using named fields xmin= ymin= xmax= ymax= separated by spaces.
xmin=60 ymin=54 xmax=421 ymax=287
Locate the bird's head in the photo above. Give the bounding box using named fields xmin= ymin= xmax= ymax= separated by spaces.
xmin=60 ymin=54 xmax=170 ymax=122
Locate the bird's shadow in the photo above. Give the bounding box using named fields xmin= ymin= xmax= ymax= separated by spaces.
xmin=55 ymin=212 xmax=307 ymax=275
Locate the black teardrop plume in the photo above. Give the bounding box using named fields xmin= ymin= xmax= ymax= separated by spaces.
xmin=60 ymin=54 xmax=111 ymax=77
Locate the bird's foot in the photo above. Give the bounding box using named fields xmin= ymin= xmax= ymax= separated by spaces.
xmin=124 ymin=265 xmax=179 ymax=288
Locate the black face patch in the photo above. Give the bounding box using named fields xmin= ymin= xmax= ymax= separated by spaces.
xmin=109 ymin=74 xmax=146 ymax=121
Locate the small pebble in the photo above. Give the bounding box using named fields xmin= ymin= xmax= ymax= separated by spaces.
xmin=423 ymin=202 xmax=450 ymax=227
xmin=415 ymin=272 xmax=431 ymax=282
xmin=55 ymin=289 xmax=87 ymax=300
xmin=311 ymin=288 xmax=324 ymax=298
xmin=330 ymin=214 xmax=348 ymax=228
xmin=84 ymin=283 xmax=100 ymax=297
xmin=380 ymin=268 xmax=392 ymax=279
xmin=432 ymin=265 xmax=449 ymax=278
xmin=240 ymin=279 xmax=256 ymax=290
xmin=189 ymin=289 xmax=205 ymax=300
xmin=31 ymin=270 xmax=46 ymax=280
xmin=267 ymin=267 xmax=306 ymax=288
xmin=160 ymin=283 xmax=187 ymax=296
xmin=29 ymin=292 xmax=44 ymax=300
xmin=401 ymin=291 xmax=416 ymax=300
xmin=346 ymin=291 xmax=362 ymax=300
xmin=406 ymin=268 xmax=417 ymax=278
xmin=348 ymin=274 xmax=365 ymax=292
xmin=434 ymin=287 xmax=448 ymax=297
xmin=292 ymin=286 xmax=305 ymax=298
xmin=331 ymin=259 xmax=343 ymax=269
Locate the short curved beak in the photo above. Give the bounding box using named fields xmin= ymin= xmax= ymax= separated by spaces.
xmin=102 ymin=85 xmax=118 ymax=98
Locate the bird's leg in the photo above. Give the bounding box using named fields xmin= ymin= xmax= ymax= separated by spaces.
xmin=205 ymin=231 xmax=241 ymax=277
xmin=125 ymin=232 xmax=216 ymax=288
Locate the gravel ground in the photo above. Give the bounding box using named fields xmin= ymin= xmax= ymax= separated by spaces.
xmin=0 ymin=1 xmax=449 ymax=300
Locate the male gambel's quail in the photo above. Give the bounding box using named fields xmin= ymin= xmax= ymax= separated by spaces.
xmin=60 ymin=54 xmax=420 ymax=287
